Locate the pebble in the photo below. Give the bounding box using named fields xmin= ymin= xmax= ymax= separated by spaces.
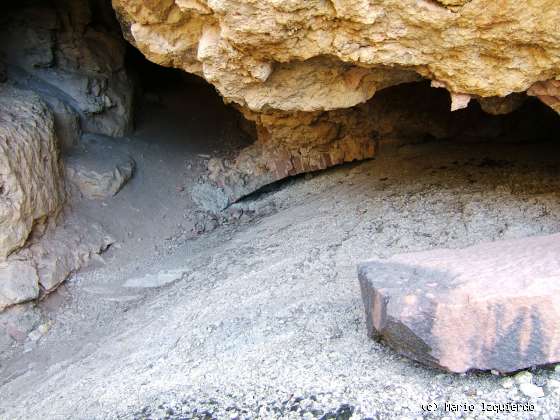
xmin=519 ymin=383 xmax=544 ymax=398
xmin=547 ymin=379 xmax=560 ymax=394
xmin=37 ymin=323 xmax=50 ymax=335
xmin=27 ymin=330 xmax=42 ymax=342
xmin=514 ymin=371 xmax=533 ymax=385
xmin=501 ymin=378 xmax=514 ymax=389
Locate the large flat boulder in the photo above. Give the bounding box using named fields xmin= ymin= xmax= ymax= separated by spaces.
xmin=358 ymin=234 xmax=560 ymax=373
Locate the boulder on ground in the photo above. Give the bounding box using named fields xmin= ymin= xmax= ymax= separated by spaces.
xmin=0 ymin=260 xmax=40 ymax=311
xmin=358 ymin=234 xmax=560 ymax=373
xmin=65 ymin=135 xmax=135 ymax=200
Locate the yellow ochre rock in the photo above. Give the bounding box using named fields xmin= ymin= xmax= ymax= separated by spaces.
xmin=113 ymin=0 xmax=560 ymax=113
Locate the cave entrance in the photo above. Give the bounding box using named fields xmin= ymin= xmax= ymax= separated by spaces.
xmin=206 ymin=79 xmax=560 ymax=207
xmin=1 ymin=0 xmax=560 ymax=279
xmin=125 ymin=44 xmax=252 ymax=158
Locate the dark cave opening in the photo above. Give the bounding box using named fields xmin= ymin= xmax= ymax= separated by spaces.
xmin=1 ymin=0 xmax=560 ymax=201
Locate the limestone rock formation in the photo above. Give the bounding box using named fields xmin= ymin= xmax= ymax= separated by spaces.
xmin=0 ymin=0 xmax=134 ymax=144
xmin=0 ymin=85 xmax=114 ymax=311
xmin=207 ymin=82 xmax=529 ymax=205
xmin=113 ymin=0 xmax=560 ymax=111
xmin=0 ymin=85 xmax=65 ymax=261
xmin=0 ymin=261 xmax=40 ymax=312
xmin=529 ymin=80 xmax=560 ymax=115
xmin=25 ymin=215 xmax=114 ymax=293
xmin=113 ymin=0 xmax=560 ymax=200
xmin=477 ymin=94 xmax=526 ymax=116
xmin=358 ymin=234 xmax=560 ymax=373
xmin=0 ymin=215 xmax=114 ymax=311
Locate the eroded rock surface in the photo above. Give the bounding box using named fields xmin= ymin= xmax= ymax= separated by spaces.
xmin=0 ymin=214 xmax=114 ymax=311
xmin=206 ymin=82 xmax=550 ymax=204
xmin=529 ymin=80 xmax=560 ymax=115
xmin=0 ymin=0 xmax=134 ymax=143
xmin=0 ymin=86 xmax=114 ymax=311
xmin=113 ymin=0 xmax=560 ymax=111
xmin=65 ymin=135 xmax=135 ymax=200
xmin=358 ymin=234 xmax=560 ymax=373
xmin=0 ymin=85 xmax=65 ymax=261
xmin=113 ymin=0 xmax=560 ymax=199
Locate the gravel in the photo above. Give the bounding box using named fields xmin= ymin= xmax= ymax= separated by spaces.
xmin=2 ymin=139 xmax=560 ymax=419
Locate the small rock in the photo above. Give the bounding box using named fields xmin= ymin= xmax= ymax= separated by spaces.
xmin=28 ymin=329 xmax=42 ymax=342
xmin=514 ymin=371 xmax=533 ymax=385
xmin=501 ymin=378 xmax=514 ymax=389
xmin=0 ymin=261 xmax=40 ymax=311
xmin=519 ymin=383 xmax=544 ymax=398
xmin=65 ymin=136 xmax=135 ymax=200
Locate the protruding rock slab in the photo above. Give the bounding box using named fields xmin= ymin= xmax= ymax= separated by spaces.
xmin=358 ymin=234 xmax=560 ymax=373
xmin=65 ymin=135 xmax=135 ymax=200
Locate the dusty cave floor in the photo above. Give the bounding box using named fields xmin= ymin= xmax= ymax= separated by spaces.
xmin=2 ymin=120 xmax=560 ymax=418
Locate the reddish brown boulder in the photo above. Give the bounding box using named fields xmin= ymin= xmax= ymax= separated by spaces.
xmin=358 ymin=234 xmax=560 ymax=373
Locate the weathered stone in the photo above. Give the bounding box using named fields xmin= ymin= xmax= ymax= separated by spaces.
xmin=358 ymin=234 xmax=560 ymax=373
xmin=113 ymin=0 xmax=560 ymax=197
xmin=519 ymin=383 xmax=544 ymax=399
xmin=40 ymin=95 xmax=82 ymax=149
xmin=207 ymin=82 xmax=520 ymax=203
xmin=65 ymin=136 xmax=135 ymax=200
xmin=0 ymin=260 xmax=40 ymax=311
xmin=28 ymin=216 xmax=114 ymax=292
xmin=0 ymin=0 xmax=134 ymax=139
xmin=528 ymin=80 xmax=560 ymax=115
xmin=114 ymin=0 xmax=560 ymax=112
xmin=477 ymin=94 xmax=526 ymax=116
xmin=0 ymin=214 xmax=114 ymax=311
xmin=0 ymin=85 xmax=65 ymax=261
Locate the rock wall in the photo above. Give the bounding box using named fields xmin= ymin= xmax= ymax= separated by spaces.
xmin=0 ymin=0 xmax=134 ymax=147
xmin=0 ymin=85 xmax=114 ymax=311
xmin=0 ymin=86 xmax=63 ymax=309
xmin=0 ymin=0 xmax=136 ymax=310
xmin=0 ymin=86 xmax=65 ymax=262
xmin=112 ymin=0 xmax=560 ymax=200
xmin=208 ymin=82 xmax=492 ymax=204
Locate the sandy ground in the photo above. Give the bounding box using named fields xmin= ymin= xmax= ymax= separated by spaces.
xmin=2 ymin=86 xmax=560 ymax=419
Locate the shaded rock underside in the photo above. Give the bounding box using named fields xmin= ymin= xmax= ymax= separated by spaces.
xmin=112 ymin=0 xmax=560 ymax=201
